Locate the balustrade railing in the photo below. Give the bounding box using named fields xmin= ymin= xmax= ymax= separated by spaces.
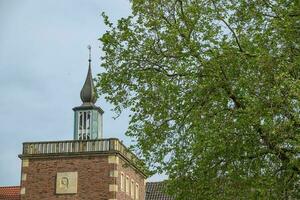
xmin=22 ymin=138 xmax=137 ymax=163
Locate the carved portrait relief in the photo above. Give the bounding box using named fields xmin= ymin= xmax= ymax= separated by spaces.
xmin=56 ymin=172 xmax=78 ymax=194
xmin=59 ymin=177 xmax=69 ymax=190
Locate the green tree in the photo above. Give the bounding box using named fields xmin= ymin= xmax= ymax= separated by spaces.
xmin=97 ymin=0 xmax=300 ymax=199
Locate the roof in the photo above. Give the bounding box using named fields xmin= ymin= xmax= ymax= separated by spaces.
xmin=146 ymin=182 xmax=173 ymax=200
xmin=80 ymin=60 xmax=97 ymax=105
xmin=0 ymin=182 xmax=172 ymax=200
xmin=0 ymin=186 xmax=20 ymax=200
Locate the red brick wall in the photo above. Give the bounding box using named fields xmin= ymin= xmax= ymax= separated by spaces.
xmin=20 ymin=153 xmax=145 ymax=200
xmin=21 ymin=155 xmax=114 ymax=200
xmin=116 ymin=159 xmax=145 ymax=200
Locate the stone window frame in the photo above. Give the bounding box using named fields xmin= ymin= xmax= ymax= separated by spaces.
xmin=126 ymin=175 xmax=130 ymax=195
xmin=131 ymin=179 xmax=135 ymax=199
xmin=121 ymin=172 xmax=125 ymax=192
xmin=136 ymin=183 xmax=139 ymax=200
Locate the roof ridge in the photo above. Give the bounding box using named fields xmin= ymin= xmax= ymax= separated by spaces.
xmin=0 ymin=186 xmax=20 ymax=188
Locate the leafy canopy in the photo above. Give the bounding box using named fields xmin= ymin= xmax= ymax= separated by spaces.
xmin=97 ymin=0 xmax=300 ymax=199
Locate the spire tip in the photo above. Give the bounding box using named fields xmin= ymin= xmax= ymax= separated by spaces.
xmin=87 ymin=45 xmax=91 ymax=62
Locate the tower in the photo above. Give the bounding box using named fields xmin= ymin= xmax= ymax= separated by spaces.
xmin=73 ymin=45 xmax=103 ymax=140
xmin=19 ymin=46 xmax=147 ymax=200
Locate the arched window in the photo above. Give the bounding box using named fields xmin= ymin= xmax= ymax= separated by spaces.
xmin=126 ymin=176 xmax=129 ymax=195
xmin=131 ymin=179 xmax=135 ymax=198
xmin=136 ymin=183 xmax=139 ymax=200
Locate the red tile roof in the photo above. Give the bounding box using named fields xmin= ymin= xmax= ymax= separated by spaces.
xmin=0 ymin=183 xmax=173 ymax=200
xmin=0 ymin=186 xmax=20 ymax=200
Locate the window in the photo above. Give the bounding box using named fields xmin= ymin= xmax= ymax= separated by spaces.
xmin=126 ymin=176 xmax=129 ymax=195
xmin=136 ymin=183 xmax=139 ymax=200
xmin=131 ymin=179 xmax=135 ymax=199
xmin=78 ymin=111 xmax=91 ymax=140
xmin=121 ymin=172 xmax=124 ymax=192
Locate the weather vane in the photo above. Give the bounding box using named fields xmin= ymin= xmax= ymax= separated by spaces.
xmin=87 ymin=45 xmax=91 ymax=62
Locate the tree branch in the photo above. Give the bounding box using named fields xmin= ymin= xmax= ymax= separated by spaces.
xmin=256 ymin=126 xmax=300 ymax=174
xmin=211 ymin=0 xmax=244 ymax=52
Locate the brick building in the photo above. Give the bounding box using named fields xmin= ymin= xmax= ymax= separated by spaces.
xmin=0 ymin=49 xmax=172 ymax=200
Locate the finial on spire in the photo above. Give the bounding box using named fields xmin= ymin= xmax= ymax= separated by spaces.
xmin=87 ymin=45 xmax=91 ymax=63
xmin=80 ymin=45 xmax=97 ymax=105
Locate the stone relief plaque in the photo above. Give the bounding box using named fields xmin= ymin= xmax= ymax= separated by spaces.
xmin=56 ymin=172 xmax=78 ymax=194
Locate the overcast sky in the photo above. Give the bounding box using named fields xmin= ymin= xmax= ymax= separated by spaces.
xmin=0 ymin=0 xmax=164 ymax=186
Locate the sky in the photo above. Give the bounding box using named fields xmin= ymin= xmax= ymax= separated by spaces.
xmin=0 ymin=0 xmax=164 ymax=186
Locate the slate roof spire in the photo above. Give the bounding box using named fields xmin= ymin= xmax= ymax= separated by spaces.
xmin=80 ymin=45 xmax=97 ymax=105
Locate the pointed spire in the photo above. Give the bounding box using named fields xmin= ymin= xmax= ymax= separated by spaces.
xmin=80 ymin=45 xmax=97 ymax=105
